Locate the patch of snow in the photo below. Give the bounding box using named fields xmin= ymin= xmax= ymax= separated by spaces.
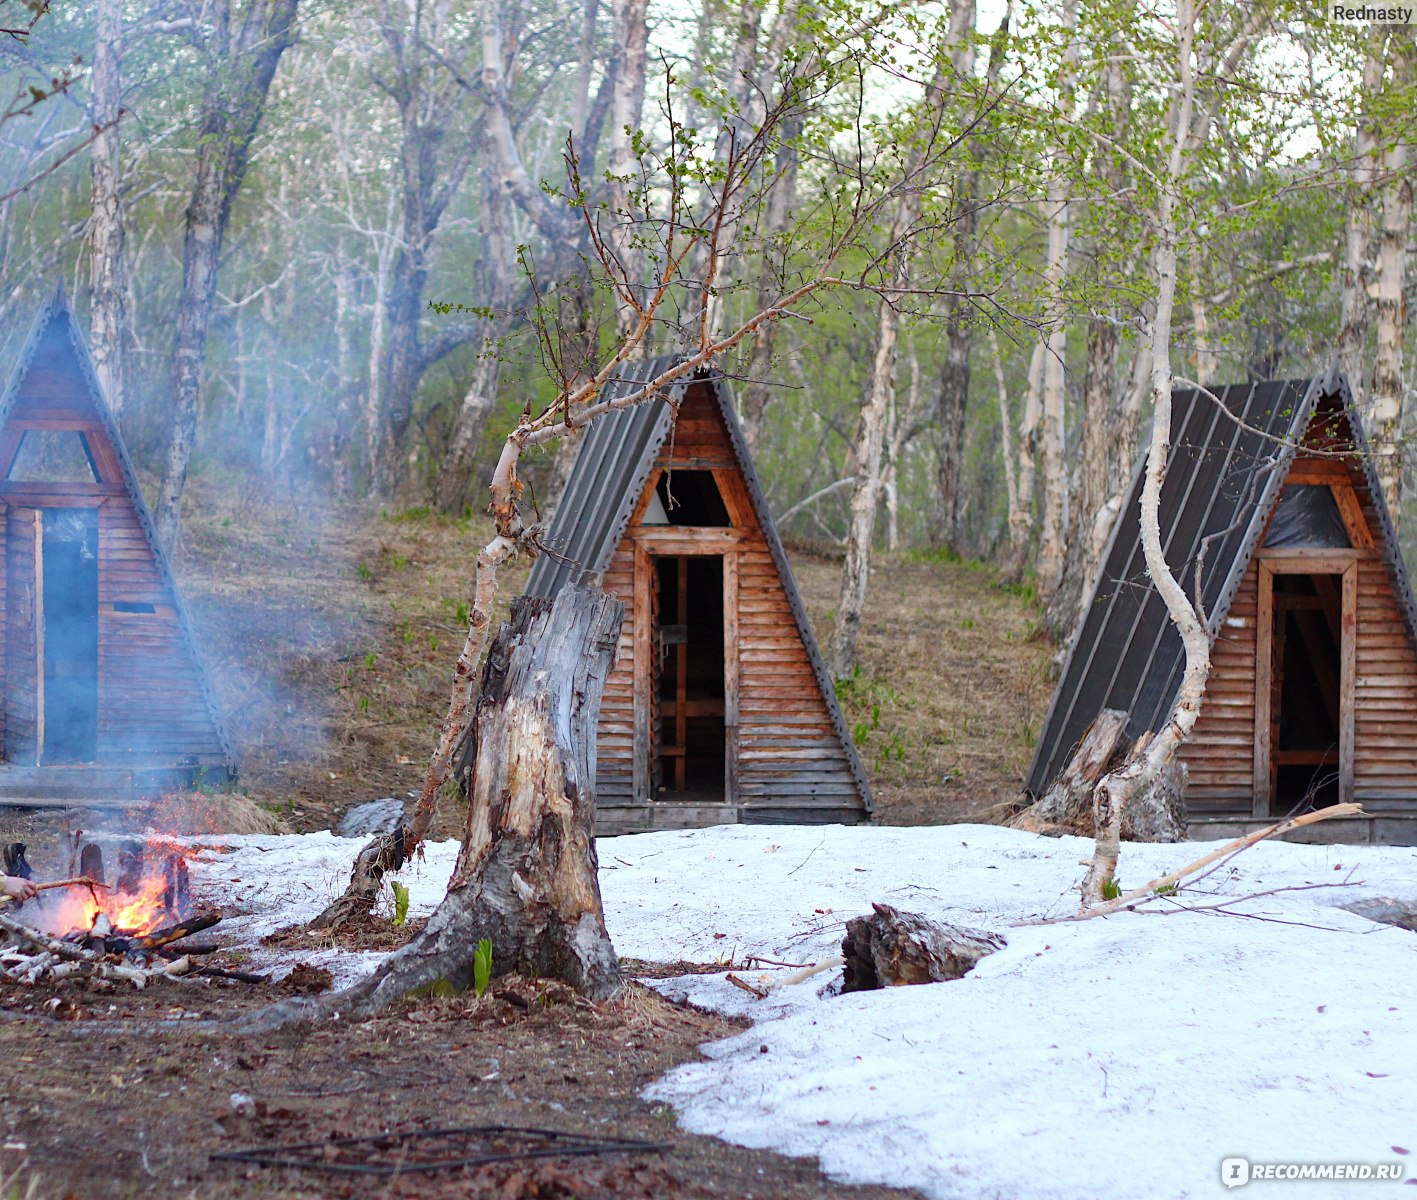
xmin=184 ymin=832 xmax=459 ymax=985
xmin=600 ymin=824 xmax=1417 ymax=1200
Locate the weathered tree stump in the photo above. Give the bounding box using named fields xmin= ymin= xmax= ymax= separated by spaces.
xmin=841 ymin=903 xmax=1005 ymax=992
xmin=253 ymin=581 xmax=625 ymax=1027
xmin=1010 ymin=709 xmax=1187 ymax=842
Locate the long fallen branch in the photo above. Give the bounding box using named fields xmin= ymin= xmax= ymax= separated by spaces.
xmin=1022 ymin=803 xmax=1365 ymax=925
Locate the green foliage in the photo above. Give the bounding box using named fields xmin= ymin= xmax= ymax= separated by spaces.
xmin=355 ymin=562 xmax=374 ymax=583
xmin=411 ymin=978 xmax=459 ymax=1001
xmin=473 ymin=938 xmax=494 ymax=998
xmin=390 ymin=881 xmax=410 ymax=927
xmin=1154 ymin=882 xmax=1179 ymax=897
xmin=1101 ymin=878 xmax=1123 ymax=901
xmin=363 ymin=651 xmax=376 ymax=670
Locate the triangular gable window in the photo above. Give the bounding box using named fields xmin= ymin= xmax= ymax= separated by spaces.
xmin=654 ymin=470 xmax=730 ymax=526
xmin=8 ymin=429 xmax=99 ymax=483
xmin=1264 ymin=484 xmax=1350 ymax=549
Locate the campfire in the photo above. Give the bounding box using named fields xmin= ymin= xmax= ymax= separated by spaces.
xmin=0 ymin=835 xmax=224 ymax=988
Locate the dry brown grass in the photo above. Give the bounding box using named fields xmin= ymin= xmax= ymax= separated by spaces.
xmin=170 ymin=473 xmax=1052 ymax=834
xmin=790 ymin=545 xmax=1055 ymax=824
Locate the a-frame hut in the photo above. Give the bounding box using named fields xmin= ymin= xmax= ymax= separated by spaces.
xmin=0 ymin=290 xmax=234 ymax=803
xmin=1027 ymin=365 xmax=1417 ymax=844
xmin=526 ymin=361 xmax=872 ymax=834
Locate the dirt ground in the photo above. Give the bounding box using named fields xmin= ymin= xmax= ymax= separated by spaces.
xmin=0 ymin=968 xmax=924 ymax=1200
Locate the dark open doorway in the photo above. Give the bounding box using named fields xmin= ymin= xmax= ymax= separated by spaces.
xmin=654 ymin=555 xmax=725 ymax=798
xmin=40 ymin=509 xmax=99 ymax=763
xmin=1269 ymin=572 xmax=1343 ymax=808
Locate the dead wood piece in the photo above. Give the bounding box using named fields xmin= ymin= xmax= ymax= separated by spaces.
xmin=130 ymin=910 xmax=222 ymax=951
xmin=1022 ymin=802 xmax=1367 ymax=924
xmin=841 ymin=903 xmax=1005 ymax=992
xmin=1010 ymin=709 xmax=1129 ymax=835
xmin=1009 ymin=710 xmax=1187 ymax=842
xmin=194 ymin=965 xmax=270 ymax=984
xmin=241 ymin=582 xmax=626 ymax=1031
xmin=305 ymin=826 xmax=405 ymax=932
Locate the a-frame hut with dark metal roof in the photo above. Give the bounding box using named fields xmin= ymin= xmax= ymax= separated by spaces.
xmin=526 ymin=360 xmax=872 ymax=834
xmin=0 ymin=290 xmax=234 ymax=804
xmin=1026 ymin=365 xmax=1417 ymax=844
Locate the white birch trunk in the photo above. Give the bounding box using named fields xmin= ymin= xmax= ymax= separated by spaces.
xmin=1367 ymin=31 xmax=1413 ymax=524
xmin=1338 ymin=37 xmax=1385 ymax=399
xmin=1033 ymin=0 xmax=1079 ymax=602
xmin=1006 ymin=340 xmax=1045 ymax=576
xmin=87 ymin=0 xmax=128 ymax=419
xmin=828 ymin=282 xmax=902 ymax=679
xmin=607 ymin=0 xmax=650 ymax=344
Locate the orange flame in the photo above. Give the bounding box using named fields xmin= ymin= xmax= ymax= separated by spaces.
xmin=39 ymin=837 xmax=189 ymax=938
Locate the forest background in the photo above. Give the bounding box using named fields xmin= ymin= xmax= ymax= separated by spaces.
xmin=0 ymin=0 xmax=1411 ymax=685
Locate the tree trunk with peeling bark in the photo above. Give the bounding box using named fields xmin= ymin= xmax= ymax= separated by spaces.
xmin=283 ymin=583 xmax=625 ymax=1016
xmin=829 ymin=275 xmax=902 ymax=680
xmin=607 ymin=0 xmax=650 ymax=344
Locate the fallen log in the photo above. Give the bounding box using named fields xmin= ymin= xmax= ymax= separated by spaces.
xmin=131 ymin=910 xmax=221 ymax=951
xmin=841 ymin=903 xmax=1005 ymax=991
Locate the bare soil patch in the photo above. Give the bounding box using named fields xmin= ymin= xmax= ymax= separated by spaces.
xmin=0 ymin=974 xmax=922 ymax=1200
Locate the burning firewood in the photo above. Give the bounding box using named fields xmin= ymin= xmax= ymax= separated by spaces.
xmin=127 ymin=910 xmax=222 ymax=952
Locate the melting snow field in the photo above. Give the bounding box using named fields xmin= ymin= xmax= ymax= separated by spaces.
xmin=188 ymin=824 xmax=1417 ymax=1200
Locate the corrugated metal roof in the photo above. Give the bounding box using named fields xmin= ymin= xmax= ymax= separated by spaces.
xmin=526 ymin=359 xmax=873 ymax=811
xmin=526 ymin=358 xmax=681 ymax=600
xmin=1026 ymin=376 xmax=1320 ymax=796
xmin=0 ymin=288 xmax=238 ymax=774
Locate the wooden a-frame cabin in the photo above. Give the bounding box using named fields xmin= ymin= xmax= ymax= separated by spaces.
xmin=0 ymin=290 xmax=234 ymax=804
xmin=526 ymin=361 xmax=871 ymax=834
xmin=1027 ymin=366 xmax=1417 ymax=844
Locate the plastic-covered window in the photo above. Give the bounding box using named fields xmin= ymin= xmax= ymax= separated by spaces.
xmin=8 ymin=429 xmax=99 ymax=482
xmin=1263 ymin=484 xmax=1350 ymax=549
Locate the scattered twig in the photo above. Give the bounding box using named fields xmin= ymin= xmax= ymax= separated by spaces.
xmin=725 ymin=973 xmax=769 ymax=999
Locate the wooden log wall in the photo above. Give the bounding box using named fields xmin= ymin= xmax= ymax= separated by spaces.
xmin=593 ymin=383 xmax=864 ymax=830
xmin=1179 ymin=557 xmax=1259 ymax=813
xmin=0 ymin=316 xmax=227 ymax=771
xmin=1349 ymin=483 xmax=1417 ymax=806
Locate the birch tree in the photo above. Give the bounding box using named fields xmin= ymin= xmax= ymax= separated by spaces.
xmin=1366 ymin=29 xmax=1414 ymax=522
xmin=828 ymin=2 xmax=984 ymax=680
xmin=1080 ymin=0 xmax=1277 ymax=905
xmin=87 ymin=0 xmax=128 ymax=419
xmin=153 ymin=0 xmax=300 ymax=554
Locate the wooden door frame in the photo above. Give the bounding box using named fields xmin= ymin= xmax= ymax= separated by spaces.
xmin=629 ymin=529 xmax=738 ymax=806
xmin=1252 ymin=550 xmax=1358 ymax=816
